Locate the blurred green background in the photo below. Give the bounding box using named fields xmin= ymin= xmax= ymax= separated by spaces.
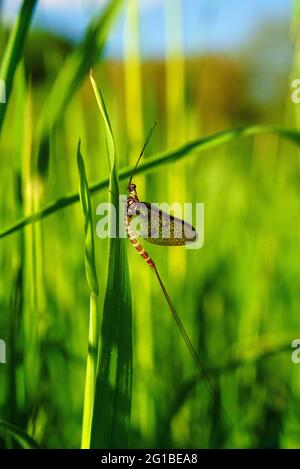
xmin=0 ymin=0 xmax=300 ymax=449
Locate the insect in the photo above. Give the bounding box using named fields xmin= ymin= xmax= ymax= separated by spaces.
xmin=125 ymin=124 xmax=231 ymax=425
xmin=126 ymin=123 xmax=198 ymax=269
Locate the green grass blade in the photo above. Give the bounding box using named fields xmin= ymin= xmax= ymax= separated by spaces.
xmin=0 ymin=419 xmax=39 ymax=449
xmin=0 ymin=0 xmax=37 ymax=134
xmin=89 ymin=74 xmax=133 ymax=449
xmin=77 ymin=141 xmax=100 ymax=448
xmin=124 ymin=0 xmax=144 ymax=155
xmin=17 ymin=75 xmax=44 ymax=415
xmin=1 ymin=124 xmax=300 ymax=239
xmin=77 ymin=141 xmax=99 ymax=298
xmin=90 ymin=72 xmax=116 ymax=171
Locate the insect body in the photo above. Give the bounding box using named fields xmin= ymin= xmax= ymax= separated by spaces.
xmin=126 ymin=182 xmax=156 ymax=269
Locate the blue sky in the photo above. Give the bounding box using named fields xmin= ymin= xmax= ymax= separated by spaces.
xmin=1 ymin=0 xmax=292 ymax=58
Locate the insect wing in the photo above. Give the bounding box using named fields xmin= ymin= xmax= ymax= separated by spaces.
xmin=130 ymin=202 xmax=197 ymax=246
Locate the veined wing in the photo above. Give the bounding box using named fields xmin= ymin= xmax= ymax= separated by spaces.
xmin=129 ymin=201 xmax=198 ymax=246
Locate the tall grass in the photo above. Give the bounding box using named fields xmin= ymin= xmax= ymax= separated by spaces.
xmin=0 ymin=419 xmax=38 ymax=449
xmin=123 ymin=0 xmax=157 ymax=441
xmin=1 ymin=0 xmax=300 ymax=450
xmin=164 ymin=1 xmax=188 ymax=414
xmin=89 ymin=74 xmax=132 ymax=449
xmin=124 ymin=0 xmax=144 ymax=156
xmin=0 ymin=0 xmax=37 ymax=133
xmin=77 ymin=142 xmax=99 ymax=448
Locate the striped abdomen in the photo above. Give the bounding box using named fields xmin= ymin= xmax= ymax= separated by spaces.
xmin=126 ymin=215 xmax=155 ymax=269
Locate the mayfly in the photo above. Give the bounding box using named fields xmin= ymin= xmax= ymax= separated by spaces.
xmin=126 ymin=124 xmax=231 ymax=423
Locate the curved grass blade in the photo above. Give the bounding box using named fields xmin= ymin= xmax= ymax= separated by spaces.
xmin=77 ymin=141 xmax=100 ymax=448
xmin=0 ymin=0 xmax=37 ymax=134
xmin=0 ymin=419 xmax=39 ymax=449
xmin=77 ymin=141 xmax=99 ymax=298
xmin=1 ymin=124 xmax=300 ymax=239
xmin=89 ymin=73 xmax=133 ymax=449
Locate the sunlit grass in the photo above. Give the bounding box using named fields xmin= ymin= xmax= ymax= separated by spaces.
xmin=0 ymin=0 xmax=300 ymax=450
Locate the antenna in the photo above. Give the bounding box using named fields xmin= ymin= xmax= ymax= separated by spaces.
xmin=129 ymin=121 xmax=157 ymax=185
